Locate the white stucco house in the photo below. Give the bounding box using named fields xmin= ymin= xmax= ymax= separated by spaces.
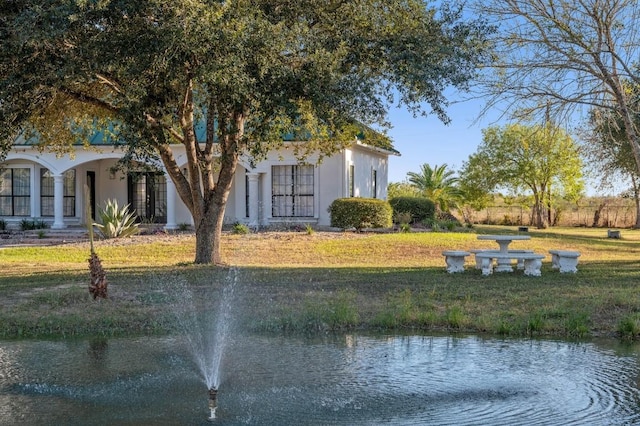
xmin=1 ymin=136 xmax=398 ymax=230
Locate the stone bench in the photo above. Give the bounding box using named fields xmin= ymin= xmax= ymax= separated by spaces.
xmin=607 ymin=229 xmax=621 ymax=239
xmin=470 ymin=249 xmax=534 ymax=270
xmin=549 ymin=250 xmax=581 ymax=273
xmin=474 ymin=252 xmax=545 ymax=277
xmin=470 ymin=249 xmax=494 ymax=269
xmin=442 ymin=250 xmax=471 ymax=273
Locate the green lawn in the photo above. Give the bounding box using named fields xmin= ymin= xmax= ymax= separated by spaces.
xmin=1 ymin=225 xmax=639 ymax=339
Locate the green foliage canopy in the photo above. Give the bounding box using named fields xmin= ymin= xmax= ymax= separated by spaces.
xmin=1 ymin=1 xmax=492 ymax=157
xmin=387 ymin=181 xmax=420 ymax=199
xmin=460 ymin=123 xmax=585 ymax=228
xmin=406 ymin=163 xmax=463 ymax=212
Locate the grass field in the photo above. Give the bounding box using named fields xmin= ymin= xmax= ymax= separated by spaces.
xmin=1 ymin=225 xmax=639 ymax=340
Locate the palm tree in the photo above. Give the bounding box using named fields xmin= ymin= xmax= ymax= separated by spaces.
xmin=406 ymin=163 xmax=463 ymax=213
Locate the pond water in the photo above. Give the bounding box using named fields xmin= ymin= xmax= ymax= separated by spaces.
xmin=1 ymin=333 xmax=640 ymax=425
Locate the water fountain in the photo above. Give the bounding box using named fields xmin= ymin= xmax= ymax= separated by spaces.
xmin=208 ymin=387 xmax=218 ymax=420
xmin=167 ymin=268 xmax=238 ymax=421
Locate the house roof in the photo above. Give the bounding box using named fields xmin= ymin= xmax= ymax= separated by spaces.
xmin=354 ymin=140 xmax=400 ymax=156
xmin=12 ymin=128 xmax=122 ymax=146
xmin=13 ymin=120 xmax=399 ymax=155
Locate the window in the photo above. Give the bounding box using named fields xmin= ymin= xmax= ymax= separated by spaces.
xmin=245 ymin=173 xmax=250 ymax=218
xmin=40 ymin=169 xmax=76 ymax=217
xmin=372 ymin=169 xmax=377 ymax=199
xmin=272 ymin=165 xmax=314 ymax=217
xmin=348 ymin=164 xmax=355 ymax=197
xmin=0 ymin=168 xmax=30 ymax=216
xmin=128 ymin=172 xmax=167 ymax=223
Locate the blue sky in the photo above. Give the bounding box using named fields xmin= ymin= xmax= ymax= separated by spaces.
xmin=384 ymin=97 xmax=608 ymax=196
xmin=386 ymin=96 xmax=501 ymax=184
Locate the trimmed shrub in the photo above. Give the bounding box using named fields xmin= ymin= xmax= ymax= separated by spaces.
xmin=20 ymin=219 xmax=49 ymax=230
xmin=389 ymin=197 xmax=435 ymax=224
xmin=232 ymin=222 xmax=250 ymax=234
xmin=394 ymin=211 xmax=412 ymax=225
xmin=329 ymin=198 xmax=392 ymax=230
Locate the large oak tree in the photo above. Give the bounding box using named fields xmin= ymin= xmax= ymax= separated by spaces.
xmin=1 ymin=0 xmax=491 ymax=264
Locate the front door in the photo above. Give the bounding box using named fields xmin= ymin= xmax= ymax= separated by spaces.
xmin=86 ymin=171 xmax=96 ymax=220
xmin=127 ymin=172 xmax=167 ymax=223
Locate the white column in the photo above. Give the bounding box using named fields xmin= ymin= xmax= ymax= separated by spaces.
xmin=52 ymin=174 xmax=65 ymax=229
xmin=247 ymin=173 xmax=260 ymax=228
xmin=164 ymin=175 xmax=177 ymax=230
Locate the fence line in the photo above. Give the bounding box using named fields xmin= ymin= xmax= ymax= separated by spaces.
xmin=461 ymin=203 xmax=638 ymax=228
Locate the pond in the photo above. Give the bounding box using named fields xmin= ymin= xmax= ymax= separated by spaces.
xmin=1 ymin=333 xmax=640 ymax=425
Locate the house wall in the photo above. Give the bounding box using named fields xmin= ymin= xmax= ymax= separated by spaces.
xmin=227 ymin=165 xmax=247 ymax=226
xmin=0 ymin=156 xmax=114 ymax=227
xmin=317 ymin=154 xmax=346 ymax=223
xmin=247 ymin=146 xmax=324 ymax=226
xmin=2 ymin=142 xmax=393 ymax=229
xmin=96 ymin=158 xmax=128 ymax=212
xmin=344 ymin=144 xmax=390 ymax=200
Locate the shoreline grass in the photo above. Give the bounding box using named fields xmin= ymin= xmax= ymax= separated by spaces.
xmin=1 ymin=225 xmax=639 ymax=340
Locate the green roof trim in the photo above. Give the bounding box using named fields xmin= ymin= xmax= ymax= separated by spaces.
xmin=13 ymin=120 xmax=398 ymax=154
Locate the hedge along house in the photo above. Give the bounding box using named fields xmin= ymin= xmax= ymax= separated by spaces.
xmin=1 ymin=130 xmax=398 ymax=231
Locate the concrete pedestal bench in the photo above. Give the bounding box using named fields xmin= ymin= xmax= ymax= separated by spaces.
xmin=549 ymin=250 xmax=581 ymax=273
xmin=607 ymin=229 xmax=621 ymax=239
xmin=475 ymin=252 xmax=545 ymax=277
xmin=470 ymin=249 xmax=534 ymax=270
xmin=470 ymin=249 xmax=495 ymax=269
xmin=442 ymin=251 xmax=471 ymax=273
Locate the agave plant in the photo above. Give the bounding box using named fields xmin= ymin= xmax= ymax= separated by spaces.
xmin=94 ymin=199 xmax=140 ymax=239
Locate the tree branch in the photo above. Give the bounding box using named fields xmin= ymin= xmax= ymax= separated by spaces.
xmin=57 ymin=87 xmax=120 ymax=114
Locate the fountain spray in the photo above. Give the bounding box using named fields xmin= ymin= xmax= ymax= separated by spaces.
xmin=167 ymin=273 xmax=238 ymax=421
xmin=208 ymin=387 xmax=218 ymax=421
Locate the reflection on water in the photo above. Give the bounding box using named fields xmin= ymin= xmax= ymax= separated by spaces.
xmin=1 ymin=334 xmax=640 ymax=425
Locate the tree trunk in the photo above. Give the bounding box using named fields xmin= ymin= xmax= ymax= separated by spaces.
xmin=194 ymin=205 xmax=218 ymax=264
xmin=546 ymin=187 xmax=552 ymax=226
xmin=532 ymin=203 xmax=547 ymax=228
xmin=193 ymin=205 xmax=227 ymax=264
xmin=192 ymin=166 xmax=237 ymax=265
xmin=531 ymin=192 xmax=548 ymax=229
xmin=210 ymin=202 xmax=227 ymax=265
xmin=592 ymin=201 xmax=606 ymax=227
xmin=633 ymin=176 xmax=640 ymax=229
xmin=88 ymin=251 xmax=108 ymax=299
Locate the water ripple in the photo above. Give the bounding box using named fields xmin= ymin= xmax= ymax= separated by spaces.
xmin=1 ymin=334 xmax=640 ymax=425
xmin=216 ymin=335 xmax=640 ymax=425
